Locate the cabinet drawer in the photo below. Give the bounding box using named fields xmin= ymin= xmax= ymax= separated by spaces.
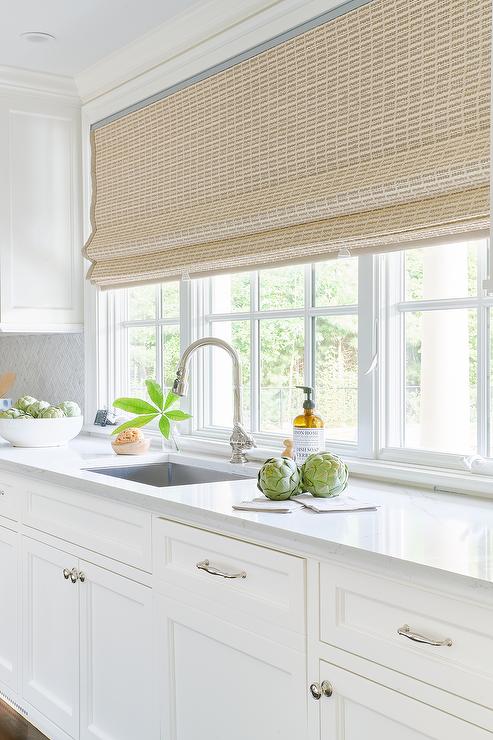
xmin=0 ymin=472 xmax=21 ymax=522
xmin=320 ymin=562 xmax=493 ymax=708
xmin=22 ymin=480 xmax=151 ymax=571
xmin=154 ymin=519 xmax=305 ymax=638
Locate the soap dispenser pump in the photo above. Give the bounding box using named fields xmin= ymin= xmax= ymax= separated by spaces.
xmin=293 ymin=386 xmax=325 ymax=465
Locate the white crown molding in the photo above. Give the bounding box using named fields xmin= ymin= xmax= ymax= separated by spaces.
xmin=0 ymin=65 xmax=80 ymax=101
xmin=76 ymin=0 xmax=281 ymax=104
xmin=77 ymin=0 xmax=344 ymax=118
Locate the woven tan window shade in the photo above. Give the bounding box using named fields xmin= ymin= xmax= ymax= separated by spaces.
xmin=84 ymin=0 xmax=491 ymax=289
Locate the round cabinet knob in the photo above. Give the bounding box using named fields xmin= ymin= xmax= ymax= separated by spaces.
xmin=310 ymin=683 xmax=322 ymax=700
xmin=0 ymin=489 xmax=5 ymax=496
xmin=321 ymin=680 xmax=333 ymax=698
xmin=63 ymin=568 xmax=71 ymax=580
xmin=78 ymin=571 xmax=86 ymax=583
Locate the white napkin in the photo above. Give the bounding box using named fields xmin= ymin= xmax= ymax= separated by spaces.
xmin=233 ymin=498 xmax=305 ymax=513
xmin=294 ymin=494 xmax=378 ymax=512
xmin=233 ymin=495 xmax=378 ymax=514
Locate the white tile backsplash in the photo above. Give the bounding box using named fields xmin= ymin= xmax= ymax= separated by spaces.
xmin=0 ymin=334 xmax=84 ymax=409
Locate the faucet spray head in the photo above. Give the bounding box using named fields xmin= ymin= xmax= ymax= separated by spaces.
xmin=172 ymin=370 xmax=188 ymax=397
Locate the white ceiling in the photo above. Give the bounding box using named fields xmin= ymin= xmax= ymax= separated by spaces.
xmin=0 ymin=0 xmax=202 ymax=77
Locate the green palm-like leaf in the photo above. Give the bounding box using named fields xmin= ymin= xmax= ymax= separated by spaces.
xmin=112 ymin=414 xmax=158 ymax=435
xmin=163 ymin=391 xmax=179 ymax=411
xmin=165 ymin=409 xmax=192 ymax=421
xmin=145 ymin=379 xmax=164 ymax=410
xmin=159 ymin=414 xmax=171 ymax=439
xmin=114 ymin=397 xmax=158 ymax=415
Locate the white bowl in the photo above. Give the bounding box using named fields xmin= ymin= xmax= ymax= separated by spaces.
xmin=0 ymin=416 xmax=83 ymax=447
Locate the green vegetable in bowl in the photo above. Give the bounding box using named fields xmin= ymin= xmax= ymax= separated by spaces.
xmin=57 ymin=401 xmax=81 ymax=417
xmin=14 ymin=396 xmax=37 ymax=413
xmin=257 ymin=457 xmax=302 ymax=500
xmin=301 ymin=452 xmax=349 ymax=498
xmin=26 ymin=400 xmax=50 ymax=418
xmin=40 ymin=406 xmax=65 ymax=419
xmin=0 ymin=408 xmax=26 ymax=419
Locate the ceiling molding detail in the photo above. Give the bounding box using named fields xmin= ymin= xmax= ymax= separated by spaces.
xmin=0 ymin=65 xmax=79 ymax=100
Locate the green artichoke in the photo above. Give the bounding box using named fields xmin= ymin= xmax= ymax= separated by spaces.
xmin=26 ymin=400 xmax=50 ymax=418
xmin=57 ymin=401 xmax=81 ymax=417
xmin=257 ymin=457 xmax=302 ymax=500
xmin=14 ymin=396 xmax=37 ymax=412
xmin=301 ymin=452 xmax=349 ymax=498
xmin=0 ymin=408 xmax=25 ymax=419
xmin=40 ymin=406 xmax=65 ymax=419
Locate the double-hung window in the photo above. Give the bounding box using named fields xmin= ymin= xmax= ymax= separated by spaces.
xmin=197 ymin=261 xmax=360 ymax=448
xmin=97 ymin=234 xmax=491 ymax=474
xmin=382 ymin=238 xmax=490 ymax=467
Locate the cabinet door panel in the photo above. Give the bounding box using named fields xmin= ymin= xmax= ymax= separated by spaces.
xmin=22 ymin=538 xmax=79 ymax=738
xmin=318 ymin=661 xmax=490 ymax=740
xmin=0 ymin=526 xmax=18 ymax=691
xmin=0 ymin=92 xmax=82 ymax=330
xmin=79 ymin=561 xmax=157 ymax=740
xmin=158 ymin=597 xmax=306 ymax=740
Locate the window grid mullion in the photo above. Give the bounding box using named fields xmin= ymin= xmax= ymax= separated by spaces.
xmin=477 ymin=241 xmax=490 ymax=456
xmin=251 ymin=274 xmax=259 ymax=433
xmin=304 ymin=264 xmax=313 ymax=390
xmin=477 ymin=303 xmax=489 ymax=456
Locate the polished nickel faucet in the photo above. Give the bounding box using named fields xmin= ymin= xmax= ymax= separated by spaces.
xmin=172 ymin=337 xmax=256 ymax=464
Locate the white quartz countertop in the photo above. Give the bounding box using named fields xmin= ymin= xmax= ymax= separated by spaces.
xmin=1 ymin=435 xmax=493 ymax=586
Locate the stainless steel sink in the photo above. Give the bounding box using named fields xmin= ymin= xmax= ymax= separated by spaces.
xmin=86 ymin=462 xmax=250 ymax=488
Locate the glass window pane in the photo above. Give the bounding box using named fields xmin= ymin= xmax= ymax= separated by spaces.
xmin=315 ymin=316 xmax=358 ymax=442
xmin=259 ymin=318 xmax=304 ymax=433
xmin=209 ymin=321 xmax=251 ymax=429
xmin=405 ymin=309 xmax=477 ymax=453
xmin=162 ymin=325 xmax=180 ymax=390
xmin=128 ymin=285 xmax=156 ymax=321
xmin=405 ymin=242 xmax=478 ymax=301
xmin=315 ymin=258 xmax=358 ymax=307
xmin=259 ymin=266 xmax=304 ymax=310
xmin=161 ymin=282 xmax=180 ymax=319
xmin=211 ymin=274 xmax=250 ymax=313
xmin=128 ymin=327 xmax=156 ymax=397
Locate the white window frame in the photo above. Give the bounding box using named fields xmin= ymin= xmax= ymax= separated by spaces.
xmin=91 ymin=234 xmax=493 ymax=491
xmin=378 ymin=236 xmax=491 ymax=471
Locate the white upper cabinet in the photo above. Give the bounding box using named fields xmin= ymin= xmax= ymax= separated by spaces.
xmin=0 ymin=79 xmax=83 ymax=332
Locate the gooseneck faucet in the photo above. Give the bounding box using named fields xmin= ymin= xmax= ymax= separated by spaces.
xmin=172 ymin=337 xmax=256 ymax=464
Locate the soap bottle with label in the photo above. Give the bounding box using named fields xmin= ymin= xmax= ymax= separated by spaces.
xmin=293 ymin=386 xmax=325 ymax=465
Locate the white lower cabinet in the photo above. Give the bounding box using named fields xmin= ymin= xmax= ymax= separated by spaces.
xmin=79 ymin=560 xmax=156 ymax=740
xmin=22 ymin=536 xmax=157 ymax=740
xmin=22 ymin=538 xmax=79 ymax=738
xmin=314 ymin=661 xmax=491 ymax=740
xmin=157 ymin=596 xmax=306 ymax=740
xmin=0 ymin=525 xmax=19 ymax=692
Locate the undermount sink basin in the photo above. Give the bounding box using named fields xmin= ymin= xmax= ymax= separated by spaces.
xmin=86 ymin=461 xmax=250 ymax=488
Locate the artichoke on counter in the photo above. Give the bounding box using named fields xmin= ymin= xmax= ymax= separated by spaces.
xmin=257 ymin=457 xmax=302 ymax=500
xmin=301 ymin=452 xmax=348 ymax=498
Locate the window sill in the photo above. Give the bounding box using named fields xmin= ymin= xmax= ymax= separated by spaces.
xmin=178 ymin=434 xmax=493 ymax=500
xmin=82 ymin=425 xmax=493 ymax=500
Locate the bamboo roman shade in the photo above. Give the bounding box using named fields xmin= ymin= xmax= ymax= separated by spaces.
xmin=85 ymin=0 xmax=491 ymax=289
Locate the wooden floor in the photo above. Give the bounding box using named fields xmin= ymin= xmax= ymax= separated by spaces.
xmin=0 ymin=700 xmax=48 ymax=740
